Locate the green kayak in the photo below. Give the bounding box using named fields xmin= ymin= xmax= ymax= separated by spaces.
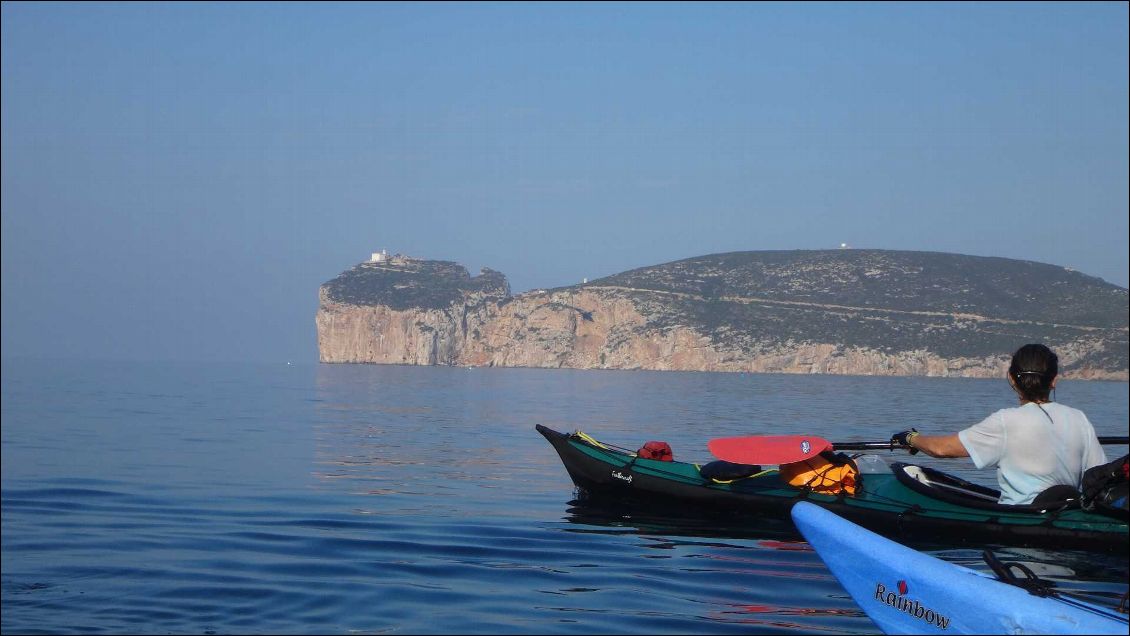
xmin=536 ymin=425 xmax=1128 ymax=553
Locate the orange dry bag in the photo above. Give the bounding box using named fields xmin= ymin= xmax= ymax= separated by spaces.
xmin=779 ymin=452 xmax=859 ymax=495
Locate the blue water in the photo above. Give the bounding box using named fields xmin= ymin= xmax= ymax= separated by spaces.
xmin=2 ymin=359 xmax=1127 ymax=634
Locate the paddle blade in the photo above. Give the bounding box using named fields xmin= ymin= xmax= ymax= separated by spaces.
xmin=709 ymin=435 xmax=834 ymax=465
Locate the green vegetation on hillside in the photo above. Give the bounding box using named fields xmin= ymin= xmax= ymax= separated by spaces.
xmin=590 ymin=250 xmax=1126 ymax=328
xmin=322 ymin=259 xmax=510 ymax=310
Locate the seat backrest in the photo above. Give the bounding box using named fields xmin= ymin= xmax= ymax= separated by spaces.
xmin=1031 ymin=484 xmax=1079 ymax=507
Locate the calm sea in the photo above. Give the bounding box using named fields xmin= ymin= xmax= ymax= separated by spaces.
xmin=2 ymin=358 xmax=1127 ymax=634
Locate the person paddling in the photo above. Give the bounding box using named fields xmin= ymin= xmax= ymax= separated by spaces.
xmin=890 ymin=343 xmax=1107 ymax=505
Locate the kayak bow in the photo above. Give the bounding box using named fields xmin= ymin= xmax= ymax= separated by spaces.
xmin=791 ymin=501 xmax=1129 ymax=635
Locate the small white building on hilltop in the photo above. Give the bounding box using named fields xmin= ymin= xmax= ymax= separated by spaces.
xmin=370 ymin=249 xmax=388 ymax=263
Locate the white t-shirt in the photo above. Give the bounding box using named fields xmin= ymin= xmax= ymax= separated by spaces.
xmin=957 ymin=402 xmax=1107 ymax=505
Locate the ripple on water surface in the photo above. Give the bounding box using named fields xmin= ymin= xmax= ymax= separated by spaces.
xmin=2 ymin=361 xmax=1126 ymax=634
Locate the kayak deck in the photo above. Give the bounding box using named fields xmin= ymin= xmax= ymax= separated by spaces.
xmin=536 ymin=424 xmax=1129 ymax=552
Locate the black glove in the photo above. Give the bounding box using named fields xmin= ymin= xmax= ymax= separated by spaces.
xmin=891 ymin=428 xmax=920 ymax=455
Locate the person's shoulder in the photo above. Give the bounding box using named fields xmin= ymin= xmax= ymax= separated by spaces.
xmin=991 ymin=403 xmax=1045 ymax=424
xmin=1048 ymin=402 xmax=1089 ymax=419
xmin=1043 ymin=400 xmax=1078 ymax=411
xmin=989 ymin=405 xmax=1024 ymax=418
xmin=965 ymin=406 xmax=1013 ymax=430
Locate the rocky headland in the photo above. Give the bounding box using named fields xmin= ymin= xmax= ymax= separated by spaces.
xmin=315 ymin=250 xmax=1129 ymax=380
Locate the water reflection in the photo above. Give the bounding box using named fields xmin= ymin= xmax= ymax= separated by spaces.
xmin=563 ymin=494 xmax=802 ymax=542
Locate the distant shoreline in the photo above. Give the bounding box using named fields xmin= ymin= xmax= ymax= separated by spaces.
xmin=316 ymin=250 xmax=1128 ymax=381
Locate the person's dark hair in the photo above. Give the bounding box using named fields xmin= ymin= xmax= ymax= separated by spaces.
xmin=1008 ymin=344 xmax=1058 ymax=402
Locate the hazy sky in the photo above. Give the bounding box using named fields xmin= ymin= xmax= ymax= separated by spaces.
xmin=3 ymin=2 xmax=1127 ymax=364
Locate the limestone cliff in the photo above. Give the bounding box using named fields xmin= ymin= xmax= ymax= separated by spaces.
xmin=315 ymin=250 xmax=1129 ymax=380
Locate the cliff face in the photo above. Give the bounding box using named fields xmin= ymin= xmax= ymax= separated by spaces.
xmin=315 ymin=258 xmax=509 ymax=365
xmin=315 ymin=251 xmax=1129 ymax=380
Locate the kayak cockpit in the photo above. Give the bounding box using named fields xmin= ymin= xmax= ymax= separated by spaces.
xmin=891 ymin=462 xmax=1081 ymax=513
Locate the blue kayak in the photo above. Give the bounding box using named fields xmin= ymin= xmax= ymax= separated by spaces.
xmin=791 ymin=501 xmax=1129 ymax=635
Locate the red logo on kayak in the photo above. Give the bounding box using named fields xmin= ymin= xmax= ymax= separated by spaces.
xmin=897 ymin=580 xmax=908 ymax=595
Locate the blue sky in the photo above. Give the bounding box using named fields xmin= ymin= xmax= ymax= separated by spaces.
xmin=2 ymin=2 xmax=1127 ymax=363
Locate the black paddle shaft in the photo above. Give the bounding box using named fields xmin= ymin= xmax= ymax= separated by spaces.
xmin=833 ymin=436 xmax=1128 ymax=451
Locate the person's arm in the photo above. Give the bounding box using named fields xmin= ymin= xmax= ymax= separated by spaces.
xmin=892 ymin=430 xmax=971 ymax=458
xmin=909 ymin=433 xmax=969 ymax=459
